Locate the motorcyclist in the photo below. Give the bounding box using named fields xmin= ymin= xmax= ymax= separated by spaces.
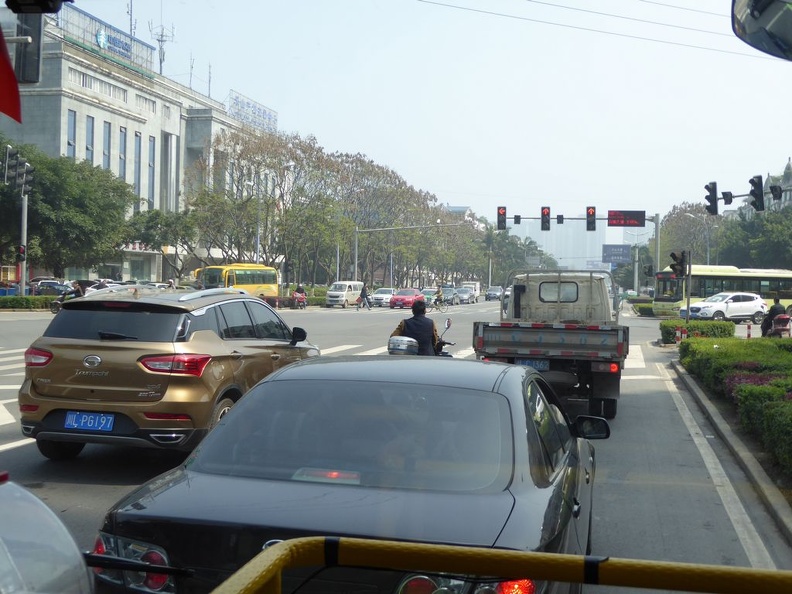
xmin=762 ymin=297 xmax=786 ymax=336
xmin=390 ymin=300 xmax=439 ymax=355
xmin=294 ymin=284 xmax=306 ymax=295
xmin=64 ymin=280 xmax=85 ymax=298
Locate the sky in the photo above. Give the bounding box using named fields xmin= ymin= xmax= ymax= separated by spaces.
xmin=74 ymin=0 xmax=792 ymax=246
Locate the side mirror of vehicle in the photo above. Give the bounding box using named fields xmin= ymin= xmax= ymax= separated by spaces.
xmin=732 ymin=0 xmax=792 ymax=61
xmin=445 ymin=318 xmax=452 ymax=330
xmin=290 ymin=327 xmax=307 ymax=346
xmin=573 ymin=415 xmax=611 ymax=440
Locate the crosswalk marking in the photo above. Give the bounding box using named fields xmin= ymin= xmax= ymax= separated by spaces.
xmin=624 ymin=345 xmax=645 ymax=368
xmin=320 ymin=345 xmax=361 ymax=355
xmin=355 ymin=347 xmax=388 ymax=356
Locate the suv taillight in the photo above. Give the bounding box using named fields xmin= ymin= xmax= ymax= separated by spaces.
xmin=24 ymin=347 xmax=52 ymax=367
xmin=139 ymin=354 xmax=212 ymax=376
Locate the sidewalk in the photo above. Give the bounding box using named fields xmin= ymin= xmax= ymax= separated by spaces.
xmin=672 ymin=360 xmax=792 ymax=548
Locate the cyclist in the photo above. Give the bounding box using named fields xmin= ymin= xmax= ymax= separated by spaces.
xmin=433 ymin=285 xmax=444 ymax=307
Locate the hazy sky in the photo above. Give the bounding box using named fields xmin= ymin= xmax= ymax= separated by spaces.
xmin=76 ymin=0 xmax=789 ymax=236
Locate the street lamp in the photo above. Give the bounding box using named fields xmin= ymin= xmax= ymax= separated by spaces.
xmin=684 ymin=213 xmax=715 ymax=265
xmin=626 ymin=230 xmax=649 ymax=292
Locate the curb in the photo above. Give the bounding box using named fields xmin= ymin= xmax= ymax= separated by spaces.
xmin=672 ymin=360 xmax=792 ymax=548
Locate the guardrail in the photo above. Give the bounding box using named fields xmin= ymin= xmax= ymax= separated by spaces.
xmin=213 ymin=536 xmax=792 ymax=593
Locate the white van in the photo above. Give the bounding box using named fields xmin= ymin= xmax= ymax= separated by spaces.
xmin=325 ymin=281 xmax=363 ymax=308
xmin=461 ymin=281 xmax=481 ymax=302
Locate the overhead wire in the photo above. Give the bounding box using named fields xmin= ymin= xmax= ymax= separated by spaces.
xmin=416 ymin=0 xmax=767 ymax=59
xmin=635 ymin=0 xmax=729 ymax=18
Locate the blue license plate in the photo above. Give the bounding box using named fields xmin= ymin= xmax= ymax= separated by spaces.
xmin=65 ymin=411 xmax=115 ymax=432
xmin=517 ymin=359 xmax=550 ymax=371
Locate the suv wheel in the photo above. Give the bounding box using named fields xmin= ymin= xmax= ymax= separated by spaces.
xmin=210 ymin=397 xmax=235 ymax=429
xmin=753 ymin=311 xmax=765 ymax=324
xmin=712 ymin=311 xmax=725 ymax=321
xmin=37 ymin=439 xmax=85 ymax=461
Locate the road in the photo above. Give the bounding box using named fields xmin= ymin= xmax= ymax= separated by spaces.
xmin=1 ymin=303 xmax=792 ymax=592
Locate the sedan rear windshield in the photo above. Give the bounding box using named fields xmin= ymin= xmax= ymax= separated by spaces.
xmin=44 ymin=307 xmax=182 ymax=342
xmin=193 ymin=380 xmax=513 ymax=493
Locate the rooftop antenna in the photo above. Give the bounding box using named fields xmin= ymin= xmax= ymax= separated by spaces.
xmin=189 ymin=53 xmax=194 ymax=89
xmin=126 ymin=1 xmax=136 ymax=37
xmin=208 ymin=62 xmax=212 ymax=98
xmin=149 ymin=21 xmax=175 ymax=75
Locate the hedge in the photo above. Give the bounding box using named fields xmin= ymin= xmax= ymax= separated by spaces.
xmin=763 ymin=401 xmax=792 ymax=476
xmin=659 ymin=319 xmax=735 ymax=344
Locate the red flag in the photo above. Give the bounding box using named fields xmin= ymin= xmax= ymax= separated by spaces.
xmin=0 ymin=27 xmax=21 ymax=123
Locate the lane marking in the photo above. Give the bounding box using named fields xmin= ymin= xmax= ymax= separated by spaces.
xmin=624 ymin=345 xmax=645 ymax=369
xmin=454 ymin=347 xmax=475 ymax=359
xmin=621 ymin=375 xmax=666 ymax=380
xmin=320 ymin=345 xmax=361 ymax=355
xmin=0 ymin=438 xmax=33 ymax=452
xmin=0 ymin=364 xmax=24 ymax=372
xmin=659 ymin=363 xmax=776 ymax=569
xmin=355 ymin=347 xmax=388 ymax=356
xmin=0 ymin=349 xmax=27 ymax=355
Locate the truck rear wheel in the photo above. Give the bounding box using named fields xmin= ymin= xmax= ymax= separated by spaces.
xmin=588 ymin=398 xmax=603 ymax=416
xmin=603 ymin=398 xmax=618 ymax=419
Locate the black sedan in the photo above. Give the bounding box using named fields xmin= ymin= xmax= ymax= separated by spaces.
xmin=91 ymin=357 xmax=609 ymax=594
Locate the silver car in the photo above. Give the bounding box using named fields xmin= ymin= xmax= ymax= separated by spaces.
xmin=371 ymin=287 xmax=397 ymax=307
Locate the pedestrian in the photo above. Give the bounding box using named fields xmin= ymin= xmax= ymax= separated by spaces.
xmin=357 ymin=283 xmax=371 ymax=310
xmin=390 ymin=300 xmax=439 ymax=355
xmin=167 ymin=278 xmax=176 ymax=289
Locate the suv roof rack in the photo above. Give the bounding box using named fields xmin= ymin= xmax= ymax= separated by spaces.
xmin=178 ymin=288 xmax=249 ymax=301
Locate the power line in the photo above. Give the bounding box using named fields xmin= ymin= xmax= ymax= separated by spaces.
xmin=520 ymin=0 xmax=731 ymax=36
xmin=417 ymin=0 xmax=766 ymax=59
xmin=635 ymin=0 xmax=729 ymax=18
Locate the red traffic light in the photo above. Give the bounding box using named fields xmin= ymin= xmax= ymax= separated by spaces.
xmin=541 ymin=207 xmax=550 ymax=216
xmin=497 ymin=207 xmax=506 ymax=216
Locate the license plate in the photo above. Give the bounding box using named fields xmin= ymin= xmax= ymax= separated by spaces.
xmin=517 ymin=359 xmax=550 ymax=371
xmin=65 ymin=411 xmax=115 ymax=432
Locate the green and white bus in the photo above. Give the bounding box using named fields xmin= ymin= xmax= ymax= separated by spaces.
xmin=652 ymin=265 xmax=792 ymax=317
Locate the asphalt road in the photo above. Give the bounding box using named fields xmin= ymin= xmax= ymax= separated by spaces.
xmin=1 ymin=303 xmax=792 ymax=592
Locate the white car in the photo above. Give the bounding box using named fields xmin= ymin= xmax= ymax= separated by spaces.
xmin=371 ymin=287 xmax=396 ymax=307
xmin=681 ymin=292 xmax=767 ymax=324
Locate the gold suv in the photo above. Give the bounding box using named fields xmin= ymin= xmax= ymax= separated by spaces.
xmin=18 ymin=286 xmax=319 ymax=460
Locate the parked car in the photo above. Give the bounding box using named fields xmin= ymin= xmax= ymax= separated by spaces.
xmin=440 ymin=285 xmax=459 ymax=305
xmin=486 ymin=285 xmax=504 ymax=301
xmin=389 ymin=288 xmax=424 ymax=309
xmin=680 ymin=292 xmax=767 ymax=323
xmin=371 ymin=287 xmax=397 ymax=307
xmin=456 ymin=286 xmax=475 ymax=304
xmin=35 ymin=282 xmax=70 ymax=296
xmin=19 ymin=286 xmax=319 ymax=460
xmin=90 ymin=357 xmax=610 ymax=593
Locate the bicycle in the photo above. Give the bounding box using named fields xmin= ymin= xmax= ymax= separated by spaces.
xmin=427 ymin=297 xmax=448 ymax=314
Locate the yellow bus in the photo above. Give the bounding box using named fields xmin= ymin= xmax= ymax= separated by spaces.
xmin=652 ymin=265 xmax=792 ymax=316
xmin=193 ymin=263 xmax=279 ymax=299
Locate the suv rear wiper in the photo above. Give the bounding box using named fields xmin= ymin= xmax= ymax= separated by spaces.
xmin=98 ymin=331 xmax=138 ymax=340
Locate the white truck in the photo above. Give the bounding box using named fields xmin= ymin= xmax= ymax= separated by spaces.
xmin=472 ymin=270 xmax=629 ymax=419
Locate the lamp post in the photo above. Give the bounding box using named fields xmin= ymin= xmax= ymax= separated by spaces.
xmin=684 ymin=213 xmax=715 ymax=265
xmin=354 ymin=221 xmax=467 ymax=282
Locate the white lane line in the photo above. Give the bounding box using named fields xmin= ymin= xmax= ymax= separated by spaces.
xmin=355 ymin=347 xmax=388 ymax=356
xmin=0 ymin=356 xmax=23 ymax=364
xmin=0 ymin=349 xmax=27 ymax=355
xmin=0 ymin=399 xmax=17 ymax=427
xmin=320 ymin=345 xmax=361 ymax=355
xmin=0 ymin=363 xmax=24 ymax=372
xmin=0 ymin=439 xmax=33 ymax=452
xmin=659 ymin=363 xmax=776 ymax=569
xmin=622 ymin=375 xmax=666 ymax=380
xmin=624 ymin=345 xmax=645 ymax=369
xmin=453 ymin=347 xmax=475 ymax=359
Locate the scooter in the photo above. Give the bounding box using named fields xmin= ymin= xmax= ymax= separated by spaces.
xmin=49 ymin=290 xmax=77 ymax=314
xmin=292 ymin=291 xmax=307 ymax=309
xmin=769 ymin=314 xmax=791 ymax=338
xmin=387 ymin=318 xmax=455 ymax=356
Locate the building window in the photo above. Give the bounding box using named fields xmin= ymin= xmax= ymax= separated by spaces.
xmin=147 ymin=135 xmax=155 ymax=210
xmin=68 ymin=67 xmax=128 ymax=102
xmin=66 ymin=109 xmax=76 ymax=159
xmin=162 ymin=104 xmax=171 ymax=120
xmin=102 ymin=121 xmax=111 ymax=170
xmin=133 ymin=131 xmax=142 ymax=213
xmin=85 ymin=115 xmax=94 ymax=164
xmin=135 ymin=94 xmax=156 ymax=114
xmin=119 ymin=126 xmax=127 ymax=181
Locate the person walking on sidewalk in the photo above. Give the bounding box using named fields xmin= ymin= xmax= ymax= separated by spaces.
xmin=357 ymin=283 xmax=371 ymax=310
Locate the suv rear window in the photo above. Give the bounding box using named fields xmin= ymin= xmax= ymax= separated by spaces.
xmin=45 ymin=307 xmax=182 ymax=342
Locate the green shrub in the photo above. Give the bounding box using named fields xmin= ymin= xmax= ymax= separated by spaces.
xmin=736 ymin=383 xmax=787 ymax=436
xmin=660 ymin=319 xmax=735 ymax=344
xmin=762 ymin=400 xmax=792 ymax=475
xmin=0 ymin=296 xmax=52 ymax=310
xmin=635 ymin=304 xmax=655 ymax=317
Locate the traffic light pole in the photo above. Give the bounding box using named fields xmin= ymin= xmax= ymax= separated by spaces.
xmin=19 ymin=191 xmax=27 ymax=294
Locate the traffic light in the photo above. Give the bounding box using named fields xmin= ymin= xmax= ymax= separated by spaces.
xmin=21 ymin=164 xmax=34 ymax=195
xmin=540 ymin=206 xmax=550 ymax=231
xmin=5 ymin=1 xmax=69 ymax=14
xmin=642 ymin=264 xmax=653 ymax=276
xmin=722 ymin=191 xmax=733 ymax=205
xmin=556 ymin=214 xmax=564 ymax=224
xmin=13 ymin=159 xmax=27 ymax=191
xmin=749 ymin=175 xmax=765 ymax=211
xmin=586 ymin=206 xmax=596 ymax=231
xmin=497 ymin=206 xmax=507 ymax=231
xmin=4 ymin=146 xmax=19 ymax=185
xmin=770 ymin=185 xmax=782 ymax=201
xmin=704 ymin=182 xmax=718 ymax=215
xmin=16 ymin=245 xmax=26 ymax=262
xmin=513 ymin=215 xmax=521 ymax=224
xmin=670 ymin=251 xmax=687 ymax=277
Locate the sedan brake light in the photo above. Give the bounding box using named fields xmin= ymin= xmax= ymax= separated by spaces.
xmin=139 ymin=354 xmax=212 ymax=376
xmin=24 ymin=347 xmax=53 ymax=367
